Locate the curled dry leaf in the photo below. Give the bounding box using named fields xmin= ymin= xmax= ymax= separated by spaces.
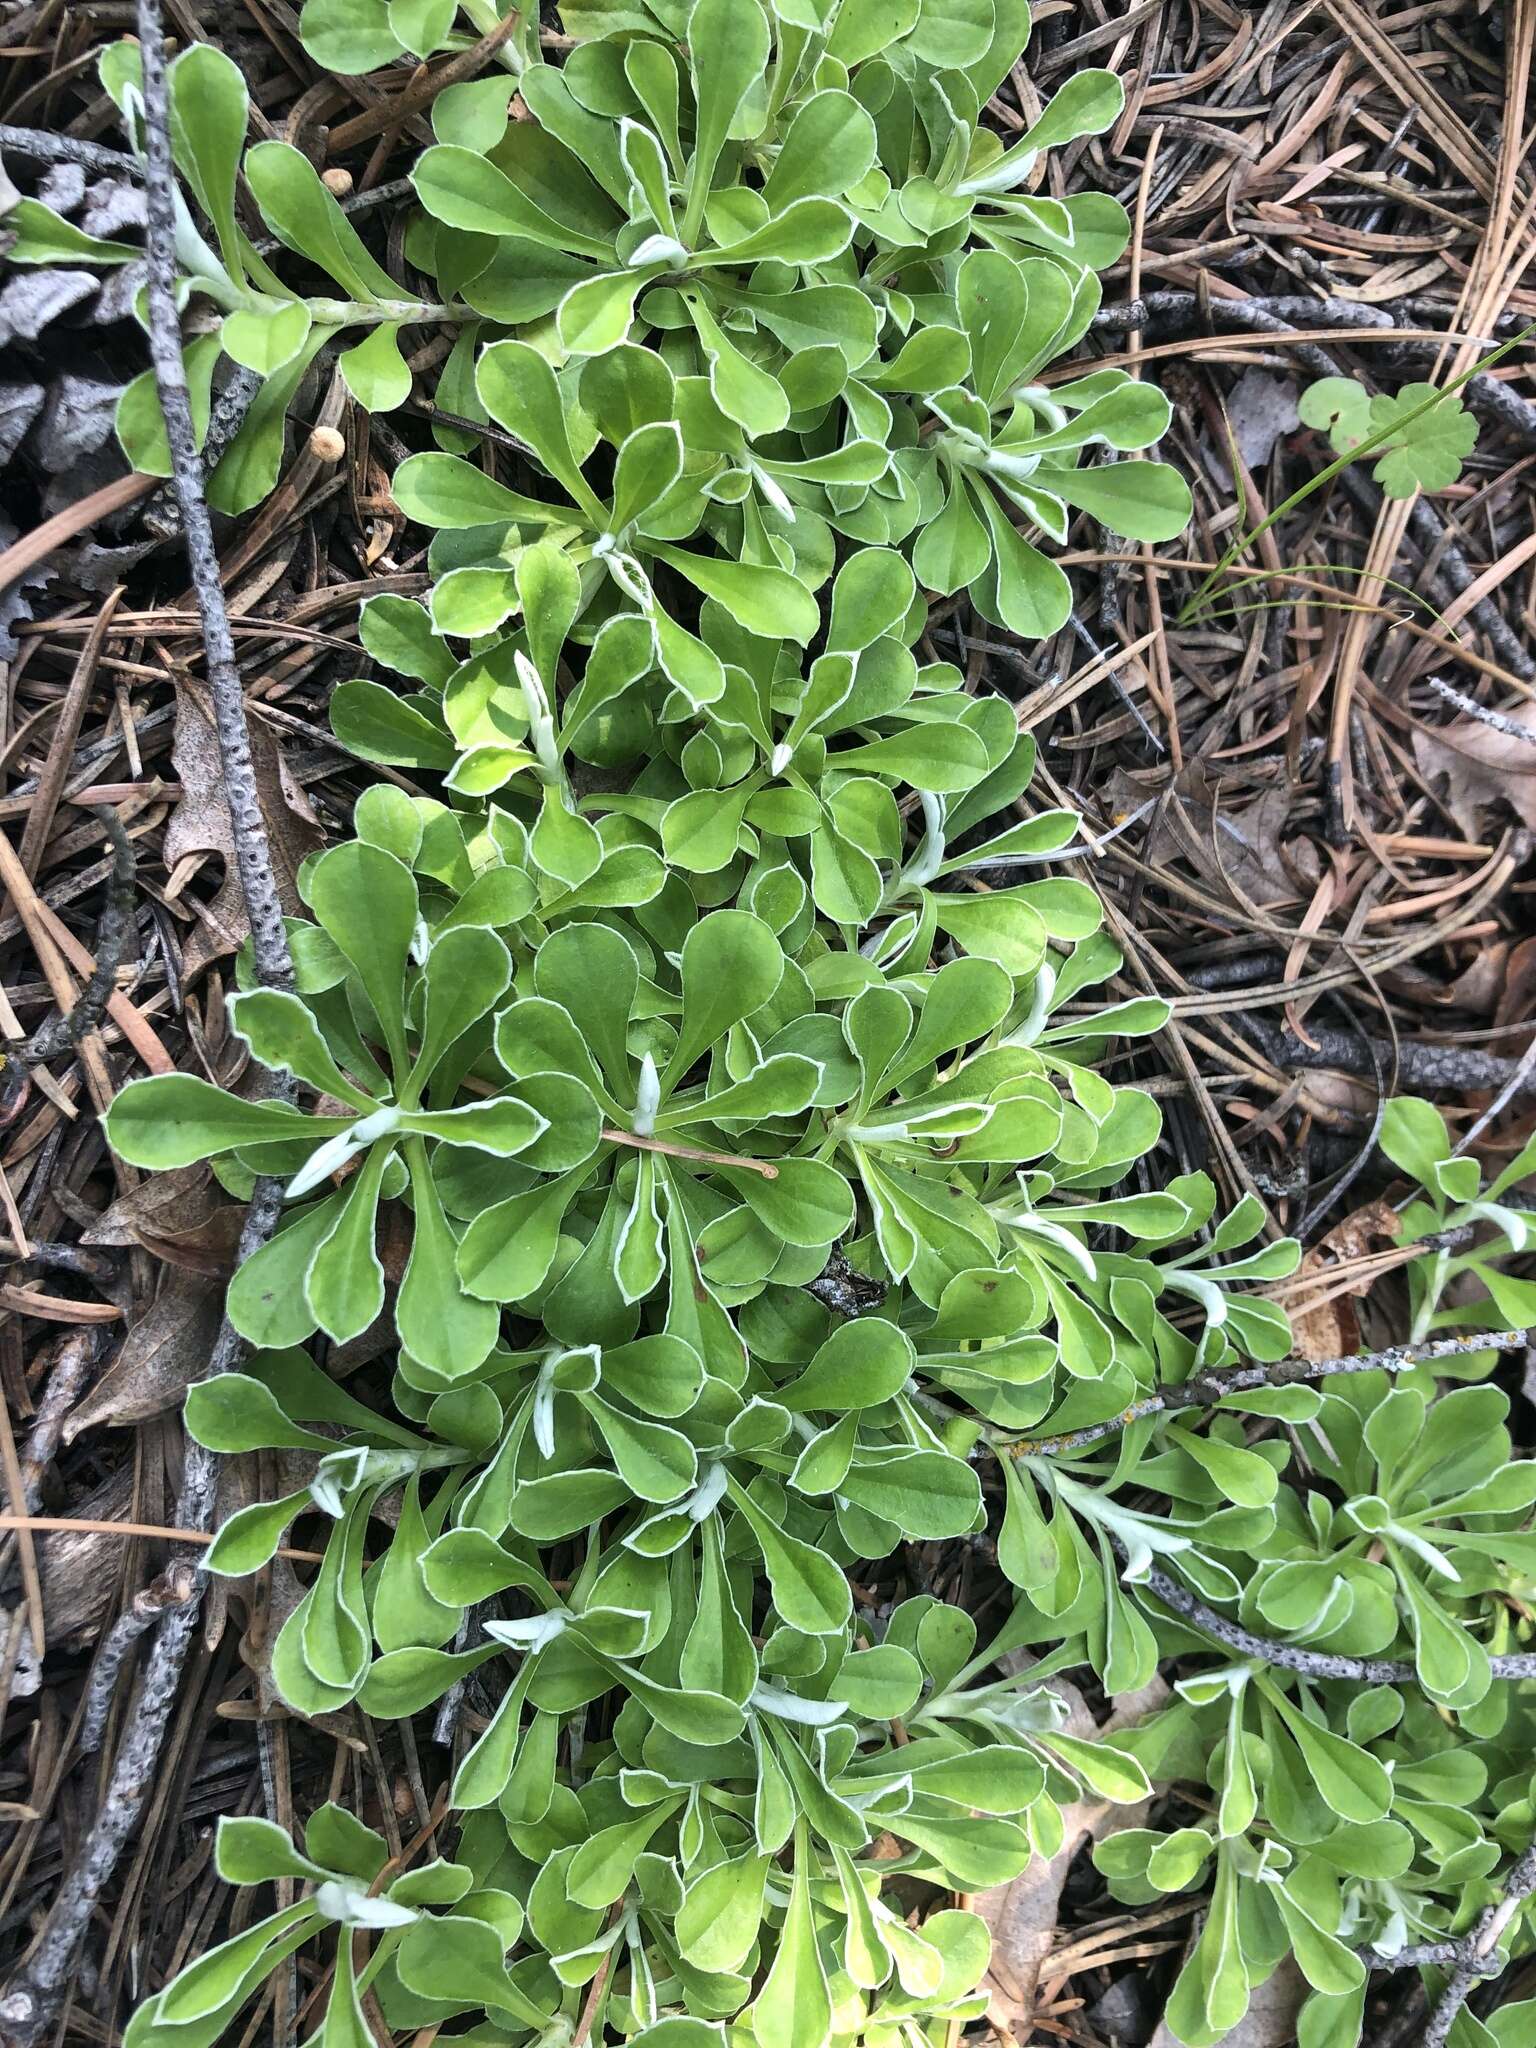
xmin=1495 ymin=935 xmax=1536 ymax=1032
xmin=81 ymin=1163 xmax=241 ymax=1278
xmin=38 ymin=1462 xmax=137 ymax=1643
xmin=62 ymin=1270 xmax=221 ymax=1440
xmin=33 ymin=372 xmax=127 ymax=475
xmin=1199 ymin=368 xmax=1301 ymax=489
xmin=1105 ymin=765 xmax=1316 ymax=913
xmin=0 ymin=382 xmax=44 ymax=466
xmin=0 ymin=512 xmax=55 ymax=660
xmin=128 ymin=1210 xmax=245 ymax=1277
xmin=1278 ymin=1196 xmax=1400 ymax=1361
xmin=82 ymin=1164 xmax=215 ymax=1244
xmin=1449 ymin=939 xmax=1512 ymax=1017
xmin=163 ymin=678 xmax=323 ymax=979
xmin=1412 ymin=703 xmax=1536 ymax=837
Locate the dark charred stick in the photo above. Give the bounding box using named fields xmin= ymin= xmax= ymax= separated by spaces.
xmin=1181 ymin=951 xmax=1287 ymax=993
xmin=1240 ymin=1019 xmax=1536 ymax=1102
xmin=1364 ymin=1941 xmax=1500 ymax=1975
xmin=21 ymin=806 xmax=135 ymax=1065
xmin=0 ymin=1243 xmax=122 ymax=1288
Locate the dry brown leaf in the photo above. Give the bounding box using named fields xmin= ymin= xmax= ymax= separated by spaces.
xmin=133 ymin=1208 xmax=245 ymax=1278
xmin=1200 ymin=368 xmax=1301 ymax=488
xmin=38 ymin=1462 xmax=135 ymax=1643
xmin=81 ymin=1164 xmax=218 ymax=1247
xmin=2 ymin=1462 xmax=139 ymax=1696
xmin=62 ymin=1270 xmax=221 ymax=1441
xmin=1412 ymin=706 xmax=1536 ymax=838
xmin=1448 ymin=940 xmax=1510 ymax=1018
xmin=163 ymin=679 xmax=323 ymax=979
xmin=1104 ymin=766 xmax=1314 ymax=911
xmin=81 ymin=1163 xmax=242 ymax=1274
xmin=1282 ymin=1197 xmax=1399 ymax=1361
xmin=1297 ymin=1069 xmax=1378 ymax=1119
xmin=976 ymin=1668 xmax=1169 ymax=2036
xmin=1495 ymin=935 xmax=1536 ymax=1031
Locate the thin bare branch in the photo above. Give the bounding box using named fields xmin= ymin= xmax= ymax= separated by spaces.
xmin=1115 ymin=1538 xmax=1536 ymax=1685
xmin=1422 ymin=1843 xmax=1536 ymax=2048
xmin=1004 ymin=1330 xmax=1528 ymax=1458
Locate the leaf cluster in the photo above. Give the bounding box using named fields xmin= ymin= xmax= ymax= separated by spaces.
xmin=83 ymin=4 xmax=1536 ymax=2045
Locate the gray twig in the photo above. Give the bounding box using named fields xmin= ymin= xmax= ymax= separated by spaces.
xmin=0 ymin=126 xmax=139 ymax=177
xmin=1115 ymin=1538 xmax=1536 ymax=1685
xmin=22 ymin=806 xmax=135 ymax=1064
xmin=1004 ymin=1330 xmax=1528 ymax=1458
xmin=141 ymin=368 xmax=263 ymax=541
xmin=1421 ymin=1843 xmax=1536 ymax=2048
xmin=1363 ymin=1941 xmax=1500 ymax=1975
xmin=10 ymin=1328 xmax=106 ymax=1516
xmin=77 ymin=1564 xmax=199 ymax=1755
xmin=1424 ymin=673 xmax=1536 ymax=745
xmin=130 ymin=49 xmax=294 ymax=995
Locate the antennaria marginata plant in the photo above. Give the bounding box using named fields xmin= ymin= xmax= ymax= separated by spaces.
xmin=28 ymin=0 xmax=1533 ymax=2041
